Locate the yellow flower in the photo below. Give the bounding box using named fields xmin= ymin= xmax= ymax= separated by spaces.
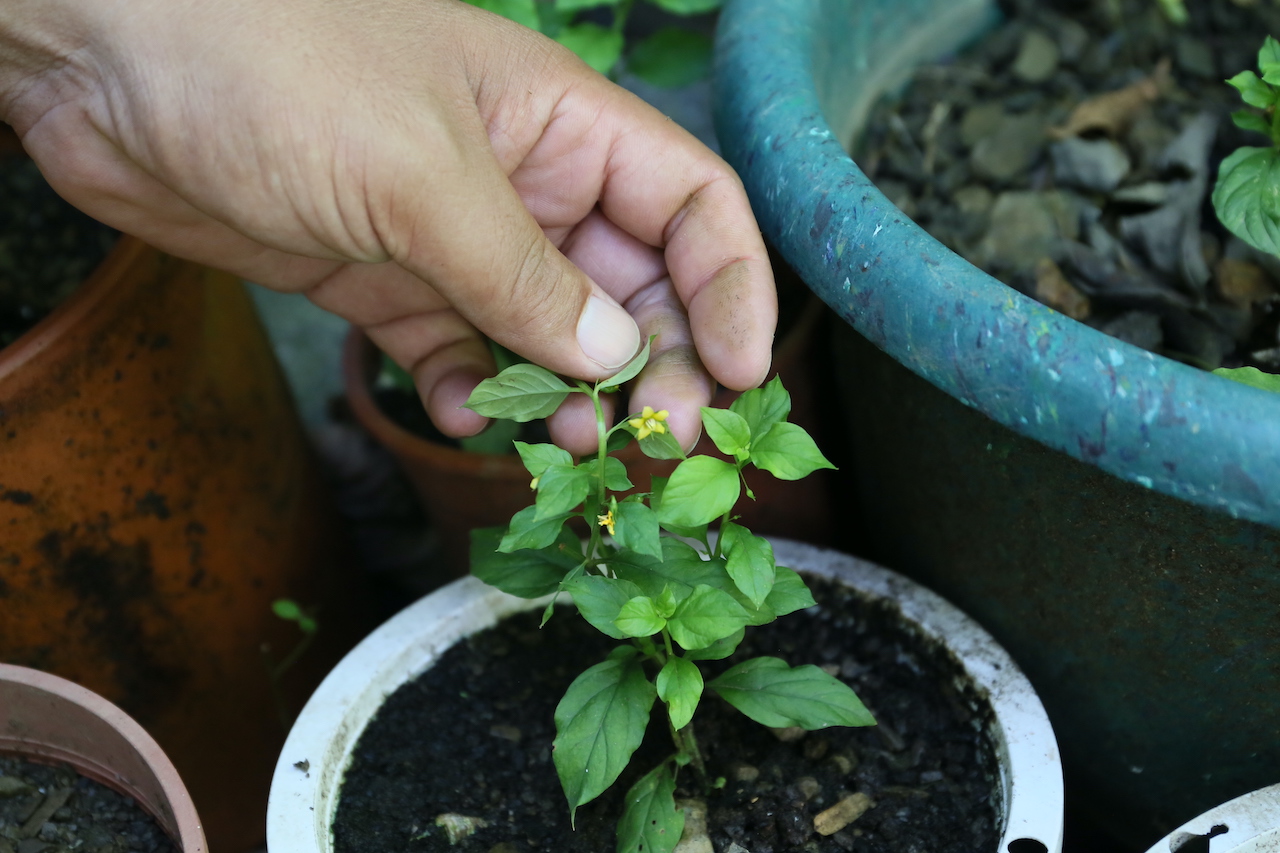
xmin=628 ymin=406 xmax=669 ymax=441
xmin=597 ymin=510 xmax=616 ymax=536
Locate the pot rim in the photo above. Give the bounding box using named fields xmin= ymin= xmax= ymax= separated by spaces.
xmin=0 ymin=220 xmax=145 ymax=381
xmin=0 ymin=663 xmax=206 ymax=853
xmin=712 ymin=0 xmax=1280 ymax=529
xmin=1141 ymin=783 xmax=1280 ymax=853
xmin=267 ymin=538 xmax=1063 ymax=853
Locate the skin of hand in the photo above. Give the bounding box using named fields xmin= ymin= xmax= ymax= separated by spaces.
xmin=0 ymin=0 xmax=777 ymax=455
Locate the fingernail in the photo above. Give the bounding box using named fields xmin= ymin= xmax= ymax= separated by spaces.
xmin=577 ymin=294 xmax=640 ymax=370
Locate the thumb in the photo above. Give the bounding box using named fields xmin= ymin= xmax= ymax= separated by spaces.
xmin=392 ymin=140 xmax=640 ymax=380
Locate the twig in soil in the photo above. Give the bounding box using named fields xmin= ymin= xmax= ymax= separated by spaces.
xmin=19 ymin=786 xmax=73 ymax=838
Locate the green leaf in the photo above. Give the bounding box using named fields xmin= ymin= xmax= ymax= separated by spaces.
xmin=463 ymin=0 xmax=540 ymax=29
xmin=554 ymin=649 xmax=656 ymax=818
xmin=700 ymin=407 xmax=751 ymax=457
xmin=272 ymin=599 xmax=302 ymax=620
xmin=720 ymin=522 xmax=776 ymax=608
xmin=471 ymin=527 xmax=581 ymax=598
xmin=710 ymin=657 xmax=875 ymax=729
xmin=615 ymin=595 xmax=666 ymax=637
xmin=556 ymin=23 xmax=625 ymax=75
xmin=656 ymin=657 xmax=704 ymax=730
xmin=606 ymin=428 xmax=634 ymax=455
xmin=750 ymin=422 xmax=836 ymax=480
xmin=639 ymin=429 xmax=686 ymax=461
xmin=1260 ymin=36 xmax=1280 ymax=82
xmin=1212 ymin=146 xmax=1280 ymax=257
xmin=655 ymin=586 xmax=679 ymax=619
xmin=730 ymin=375 xmax=791 ymax=442
xmin=647 ymin=478 xmax=706 ymax=538
xmin=499 ymin=505 xmax=571 ymax=552
xmin=515 ymin=441 xmax=572 ymax=479
xmin=464 ymin=363 xmax=573 ymax=421
xmin=666 ymin=584 xmax=751 ymax=650
xmin=584 ymin=456 xmax=633 ymax=492
xmin=610 ymin=540 xmax=726 ymax=599
xmin=1213 ymin=365 xmax=1280 ymax=393
xmin=535 ymin=463 xmax=591 ymax=520
xmin=657 ymin=457 xmax=740 ymax=527
xmin=649 ymin=0 xmax=722 ymax=15
xmin=564 ymin=575 xmax=644 ymax=639
xmin=600 ymin=336 xmax=652 ymax=389
xmin=626 ymin=29 xmax=713 ymax=89
xmin=1232 ymin=109 xmax=1272 ymax=137
xmin=1229 ymin=70 xmax=1276 ymax=110
xmin=616 ymin=764 xmax=683 ymax=853
xmin=614 ymin=501 xmax=663 ymax=560
xmin=683 ymin=627 xmax=744 ymax=661
xmin=556 ymin=0 xmax=619 ymax=11
xmin=763 ymin=566 xmax=817 ymax=617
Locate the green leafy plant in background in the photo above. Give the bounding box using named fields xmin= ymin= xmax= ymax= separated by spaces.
xmin=462 ymin=341 xmax=873 ymax=853
xmin=1213 ymin=35 xmax=1280 ymax=259
xmin=1213 ymin=35 xmax=1280 ymax=393
xmin=464 ymin=0 xmax=719 ymax=87
xmin=263 ymin=599 xmax=319 ymax=728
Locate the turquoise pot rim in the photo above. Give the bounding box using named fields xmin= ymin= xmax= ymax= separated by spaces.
xmin=712 ymin=0 xmax=1280 ymax=529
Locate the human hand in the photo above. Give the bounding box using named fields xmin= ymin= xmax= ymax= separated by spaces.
xmin=0 ymin=0 xmax=776 ymax=454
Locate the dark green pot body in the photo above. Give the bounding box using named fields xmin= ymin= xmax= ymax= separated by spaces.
xmin=713 ymin=0 xmax=1280 ymax=845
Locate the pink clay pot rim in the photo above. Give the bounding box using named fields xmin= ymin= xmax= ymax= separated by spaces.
xmin=0 ymin=663 xmax=206 ymax=852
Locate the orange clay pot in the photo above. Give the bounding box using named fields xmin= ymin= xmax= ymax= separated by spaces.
xmin=0 ymin=231 xmax=376 ymax=851
xmin=343 ymin=290 xmax=836 ymax=584
xmin=0 ymin=663 xmax=206 ymax=852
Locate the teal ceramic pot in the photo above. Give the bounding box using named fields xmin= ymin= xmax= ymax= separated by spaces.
xmin=713 ymin=0 xmax=1280 ymax=846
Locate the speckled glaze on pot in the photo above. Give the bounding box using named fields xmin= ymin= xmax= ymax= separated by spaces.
xmin=0 ymin=235 xmax=374 ymax=852
xmin=713 ymin=0 xmax=1280 ymax=844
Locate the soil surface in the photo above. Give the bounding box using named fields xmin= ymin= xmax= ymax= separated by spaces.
xmin=0 ymin=151 xmax=118 ymax=349
xmin=857 ymin=0 xmax=1280 ymax=374
xmin=333 ymin=577 xmax=999 ymax=853
xmin=0 ymin=755 xmax=178 ymax=853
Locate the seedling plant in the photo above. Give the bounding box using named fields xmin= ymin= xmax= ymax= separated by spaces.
xmin=1214 ymin=35 xmax=1280 ymax=392
xmin=463 ymin=340 xmax=875 ymax=853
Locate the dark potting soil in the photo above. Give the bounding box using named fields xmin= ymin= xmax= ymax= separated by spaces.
xmin=856 ymin=0 xmax=1280 ymax=374
xmin=0 ymin=151 xmax=118 ymax=349
xmin=333 ymin=577 xmax=999 ymax=853
xmin=0 ymin=754 xmax=178 ymax=853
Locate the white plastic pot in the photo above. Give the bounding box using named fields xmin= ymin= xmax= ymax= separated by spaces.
xmin=1142 ymin=784 xmax=1280 ymax=853
xmin=267 ymin=539 xmax=1065 ymax=852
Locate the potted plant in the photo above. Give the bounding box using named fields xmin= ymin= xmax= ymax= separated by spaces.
xmin=342 ymin=271 xmax=835 ymax=583
xmin=0 ymin=663 xmax=206 ymax=852
xmin=1141 ymin=783 xmax=1280 ymax=853
xmin=713 ymin=0 xmax=1280 ymax=844
xmin=0 ymin=127 xmax=377 ymax=852
xmin=268 ymin=354 xmax=1064 ymax=853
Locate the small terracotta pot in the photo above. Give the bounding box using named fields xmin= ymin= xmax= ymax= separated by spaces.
xmin=342 ymin=294 xmax=836 ymax=583
xmin=0 ymin=139 xmax=377 ymax=852
xmin=0 ymin=663 xmax=206 ymax=852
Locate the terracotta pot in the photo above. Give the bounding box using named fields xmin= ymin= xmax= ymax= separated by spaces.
xmin=0 ymin=157 xmax=377 ymax=850
xmin=0 ymin=663 xmax=206 ymax=852
xmin=342 ymin=291 xmax=836 ymax=583
xmin=268 ymin=539 xmax=1065 ymax=853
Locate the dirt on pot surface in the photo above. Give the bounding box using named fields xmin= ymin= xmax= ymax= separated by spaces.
xmin=0 ymin=755 xmax=179 ymax=853
xmin=857 ymin=0 xmax=1280 ymax=373
xmin=333 ymin=577 xmax=999 ymax=853
xmin=0 ymin=152 xmax=118 ymax=349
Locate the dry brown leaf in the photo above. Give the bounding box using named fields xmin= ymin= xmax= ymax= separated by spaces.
xmin=1049 ymin=58 xmax=1171 ymax=140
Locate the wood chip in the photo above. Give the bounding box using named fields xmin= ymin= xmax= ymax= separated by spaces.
xmin=1216 ymin=258 xmax=1277 ymax=307
xmin=1034 ymin=257 xmax=1091 ymax=320
xmin=1049 ymin=59 xmax=1171 ymax=140
xmin=19 ymin=786 xmax=73 ymax=838
xmin=814 ymin=792 xmax=874 ymax=836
